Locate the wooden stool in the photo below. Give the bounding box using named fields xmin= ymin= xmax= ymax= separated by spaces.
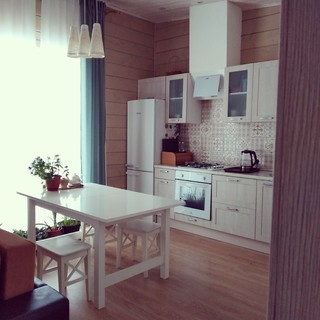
xmin=116 ymin=219 xmax=161 ymax=277
xmin=36 ymin=236 xmax=91 ymax=299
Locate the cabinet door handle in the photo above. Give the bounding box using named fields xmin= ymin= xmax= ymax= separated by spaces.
xmin=159 ymin=180 xmax=169 ymax=184
xmin=263 ymin=183 xmax=273 ymax=187
xmin=227 ymin=178 xmax=240 ymax=182
xmin=259 ymin=116 xmax=275 ymax=120
xmin=226 ymin=207 xmax=239 ymax=212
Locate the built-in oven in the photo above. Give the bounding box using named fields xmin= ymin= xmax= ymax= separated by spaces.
xmin=174 ymin=170 xmax=212 ymax=220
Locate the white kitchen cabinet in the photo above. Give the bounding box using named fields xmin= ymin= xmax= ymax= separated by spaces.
xmin=211 ymin=175 xmax=257 ymax=239
xmin=251 ymin=60 xmax=279 ymax=122
xmin=138 ymin=76 xmax=166 ymax=100
xmin=256 ymin=180 xmax=273 ymax=243
xmin=224 ymin=60 xmax=279 ymax=122
xmin=224 ymin=64 xmax=254 ymax=122
xmin=154 ymin=167 xmax=176 ymax=219
xmin=165 ymin=73 xmax=201 ymax=124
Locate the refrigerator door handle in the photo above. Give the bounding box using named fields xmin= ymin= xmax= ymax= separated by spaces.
xmin=126 ymin=164 xmax=139 ymax=169
xmin=126 ymin=171 xmax=140 ymax=176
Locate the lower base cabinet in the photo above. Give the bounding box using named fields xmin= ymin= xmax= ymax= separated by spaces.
xmin=154 ymin=166 xmax=273 ymax=245
xmin=211 ymin=175 xmax=257 ymax=239
xmin=212 ymin=203 xmax=256 ymax=239
xmin=154 ymin=168 xmax=176 ymax=219
xmin=255 ymin=180 xmax=273 ymax=243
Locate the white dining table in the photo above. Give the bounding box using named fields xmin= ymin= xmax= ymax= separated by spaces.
xmin=17 ymin=183 xmax=184 ymax=309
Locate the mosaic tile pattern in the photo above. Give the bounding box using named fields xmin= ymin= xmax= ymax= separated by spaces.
xmin=179 ymin=99 xmax=276 ymax=170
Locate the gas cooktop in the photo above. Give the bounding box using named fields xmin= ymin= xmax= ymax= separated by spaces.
xmin=178 ymin=162 xmax=225 ymax=171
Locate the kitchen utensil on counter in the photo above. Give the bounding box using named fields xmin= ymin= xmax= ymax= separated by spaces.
xmin=240 ymin=149 xmax=259 ymax=172
xmin=224 ymin=149 xmax=260 ymax=174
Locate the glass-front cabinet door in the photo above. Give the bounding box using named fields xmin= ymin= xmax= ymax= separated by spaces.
xmin=165 ymin=73 xmax=201 ymax=124
xmin=224 ymin=64 xmax=253 ymax=122
xmin=166 ymin=74 xmax=187 ymax=123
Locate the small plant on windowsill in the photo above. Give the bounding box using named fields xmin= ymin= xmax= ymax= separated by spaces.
xmin=28 ymin=154 xmax=69 ymax=191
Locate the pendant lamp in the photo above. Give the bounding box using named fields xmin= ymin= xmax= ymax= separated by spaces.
xmin=89 ymin=0 xmax=105 ymax=58
xmin=78 ymin=24 xmax=91 ymax=57
xmin=89 ymin=23 xmax=105 ymax=58
xmin=67 ymin=26 xmax=79 ymax=58
xmin=78 ymin=0 xmax=91 ymax=58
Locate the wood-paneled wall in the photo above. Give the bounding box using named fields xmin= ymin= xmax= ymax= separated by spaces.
xmin=241 ymin=6 xmax=280 ymax=63
xmin=154 ymin=20 xmax=189 ymax=76
xmin=105 ymin=5 xmax=281 ymax=188
xmin=105 ymin=10 xmax=154 ymax=188
xmin=268 ymin=1 xmax=320 ymax=318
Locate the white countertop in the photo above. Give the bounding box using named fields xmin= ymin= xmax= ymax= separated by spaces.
xmin=155 ymin=165 xmax=273 ymax=181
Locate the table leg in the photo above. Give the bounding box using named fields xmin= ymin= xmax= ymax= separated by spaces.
xmin=27 ymin=199 xmax=36 ymax=242
xmin=160 ymin=209 xmax=170 ymax=279
xmin=93 ymin=223 xmax=106 ymax=309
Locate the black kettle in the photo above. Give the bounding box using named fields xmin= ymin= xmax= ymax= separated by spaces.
xmin=240 ymin=149 xmax=260 ymax=172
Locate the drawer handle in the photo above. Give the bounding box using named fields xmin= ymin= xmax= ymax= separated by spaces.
xmin=160 ymin=170 xmax=170 ymax=173
xmin=159 ymin=180 xmax=169 ymax=184
xmin=227 ymin=178 xmax=240 ymax=182
xmin=188 ymin=217 xmax=198 ymax=222
xmin=259 ymin=116 xmax=275 ymax=120
xmin=226 ymin=207 xmax=239 ymax=212
xmin=263 ymin=183 xmax=273 ymax=187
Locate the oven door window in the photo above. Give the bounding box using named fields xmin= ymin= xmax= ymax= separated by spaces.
xmin=180 ymin=184 xmax=205 ymax=210
xmin=175 ymin=180 xmax=211 ymax=220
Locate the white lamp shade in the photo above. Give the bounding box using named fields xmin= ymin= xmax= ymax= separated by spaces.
xmin=67 ymin=26 xmax=79 ymax=58
xmin=78 ymin=24 xmax=91 ymax=58
xmin=89 ymin=23 xmax=105 ymax=58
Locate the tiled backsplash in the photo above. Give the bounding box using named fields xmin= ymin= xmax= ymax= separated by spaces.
xmin=178 ymin=99 xmax=276 ymax=171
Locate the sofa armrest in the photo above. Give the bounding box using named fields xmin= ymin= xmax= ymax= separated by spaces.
xmin=0 ymin=229 xmax=35 ymax=300
xmin=0 ymin=284 xmax=69 ymax=320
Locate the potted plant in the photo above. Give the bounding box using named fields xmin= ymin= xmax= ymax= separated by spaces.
xmin=40 ymin=211 xmax=63 ymax=238
xmin=28 ymin=154 xmax=69 ymax=191
xmin=58 ymin=216 xmax=81 ymax=234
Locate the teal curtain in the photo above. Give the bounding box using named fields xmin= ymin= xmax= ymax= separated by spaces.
xmin=80 ymin=0 xmax=106 ymax=184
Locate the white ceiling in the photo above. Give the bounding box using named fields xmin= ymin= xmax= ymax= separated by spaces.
xmin=104 ymin=0 xmax=281 ymax=23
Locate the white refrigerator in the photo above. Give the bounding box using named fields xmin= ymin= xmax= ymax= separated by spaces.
xmin=126 ymin=99 xmax=165 ymax=195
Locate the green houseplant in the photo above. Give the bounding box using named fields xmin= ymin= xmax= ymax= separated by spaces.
xmin=58 ymin=216 xmax=81 ymax=234
xmin=28 ymin=155 xmax=69 ymax=191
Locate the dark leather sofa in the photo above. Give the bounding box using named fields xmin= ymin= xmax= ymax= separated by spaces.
xmin=0 ymin=229 xmax=69 ymax=320
xmin=0 ymin=278 xmax=69 ymax=320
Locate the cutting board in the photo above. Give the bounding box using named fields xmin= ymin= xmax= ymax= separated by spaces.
xmin=161 ymin=152 xmax=193 ymax=166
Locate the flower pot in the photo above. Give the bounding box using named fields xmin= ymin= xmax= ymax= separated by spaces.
xmin=46 ymin=175 xmax=61 ymax=191
xmin=46 ymin=226 xmax=63 ymax=238
xmin=62 ymin=223 xmax=81 ymax=234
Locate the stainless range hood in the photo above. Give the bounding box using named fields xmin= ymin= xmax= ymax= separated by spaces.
xmin=193 ymin=74 xmax=221 ymax=100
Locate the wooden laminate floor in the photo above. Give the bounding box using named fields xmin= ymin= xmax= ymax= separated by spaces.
xmin=41 ymin=229 xmax=269 ymax=320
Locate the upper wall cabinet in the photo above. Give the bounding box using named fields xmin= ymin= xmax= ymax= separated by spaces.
xmin=165 ymin=73 xmax=201 ymax=124
xmin=224 ymin=60 xmax=279 ymax=122
xmin=138 ymin=76 xmax=166 ymax=100
xmin=252 ymin=60 xmax=279 ymax=122
xmin=224 ymin=64 xmax=253 ymax=122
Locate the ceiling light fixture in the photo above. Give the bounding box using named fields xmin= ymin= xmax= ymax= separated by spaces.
xmin=78 ymin=0 xmax=91 ymax=58
xmin=67 ymin=0 xmax=104 ymax=59
xmin=67 ymin=25 xmax=80 ymax=58
xmin=89 ymin=0 xmax=105 ymax=58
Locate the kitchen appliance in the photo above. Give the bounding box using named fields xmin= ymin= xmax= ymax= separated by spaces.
xmin=126 ymin=99 xmax=165 ymax=195
xmin=162 ymin=138 xmax=178 ymax=152
xmin=175 ymin=170 xmax=212 ymax=220
xmin=193 ymin=74 xmax=221 ymax=100
xmin=241 ymin=149 xmax=259 ymax=172
xmin=224 ymin=149 xmax=260 ymax=173
xmin=178 ymin=161 xmax=224 ymax=171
